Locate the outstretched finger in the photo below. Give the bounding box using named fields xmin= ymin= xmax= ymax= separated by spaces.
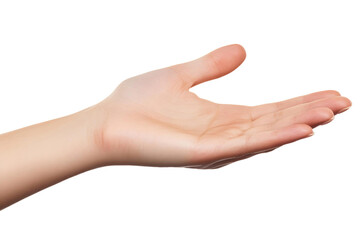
xmin=250 ymin=90 xmax=341 ymax=121
xmin=252 ymin=95 xmax=351 ymax=127
xmin=246 ymin=107 xmax=334 ymax=135
xmin=219 ymin=124 xmax=313 ymax=161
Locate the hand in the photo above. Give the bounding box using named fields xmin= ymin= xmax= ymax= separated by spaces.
xmin=0 ymin=44 xmax=352 ymax=209
xmin=93 ymin=44 xmax=351 ymax=169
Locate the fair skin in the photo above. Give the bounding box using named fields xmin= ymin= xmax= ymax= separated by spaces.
xmin=0 ymin=44 xmax=352 ymax=210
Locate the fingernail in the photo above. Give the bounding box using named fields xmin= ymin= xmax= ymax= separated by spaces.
xmin=307 ymin=132 xmax=314 ymax=137
xmin=337 ymin=106 xmax=351 ymax=114
xmin=321 ymin=116 xmax=335 ymax=125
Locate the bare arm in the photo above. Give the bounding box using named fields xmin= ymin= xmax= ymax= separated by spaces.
xmin=0 ymin=107 xmax=104 ymax=209
xmin=0 ymin=44 xmax=352 ymax=209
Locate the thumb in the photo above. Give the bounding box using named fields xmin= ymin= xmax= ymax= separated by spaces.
xmin=171 ymin=44 xmax=246 ymax=88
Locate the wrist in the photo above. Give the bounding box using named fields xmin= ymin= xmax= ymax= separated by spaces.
xmin=67 ymin=104 xmax=110 ymax=167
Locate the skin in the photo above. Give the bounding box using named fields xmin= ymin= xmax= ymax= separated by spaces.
xmin=0 ymin=44 xmax=352 ymax=210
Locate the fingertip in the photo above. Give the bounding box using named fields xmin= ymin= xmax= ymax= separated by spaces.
xmin=228 ymin=44 xmax=246 ymax=63
xmin=313 ymin=107 xmax=335 ymax=125
xmin=265 ymin=123 xmax=313 ymax=146
xmin=213 ymin=44 xmax=246 ymax=66
xmin=334 ymin=96 xmax=352 ymax=114
xmin=337 ymin=106 xmax=351 ymax=114
xmin=292 ymin=123 xmax=314 ymax=138
xmin=230 ymin=43 xmax=246 ymax=57
xmin=324 ymin=90 xmax=341 ymax=97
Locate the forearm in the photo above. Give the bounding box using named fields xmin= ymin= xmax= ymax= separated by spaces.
xmin=0 ymin=106 xmax=104 ymax=210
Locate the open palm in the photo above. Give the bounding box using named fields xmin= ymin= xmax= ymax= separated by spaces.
xmin=96 ymin=44 xmax=351 ymax=169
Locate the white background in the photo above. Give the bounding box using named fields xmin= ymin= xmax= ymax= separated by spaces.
xmin=0 ymin=0 xmax=359 ymax=239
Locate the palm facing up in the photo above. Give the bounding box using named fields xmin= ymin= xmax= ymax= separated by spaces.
xmin=95 ymin=44 xmax=351 ymax=169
